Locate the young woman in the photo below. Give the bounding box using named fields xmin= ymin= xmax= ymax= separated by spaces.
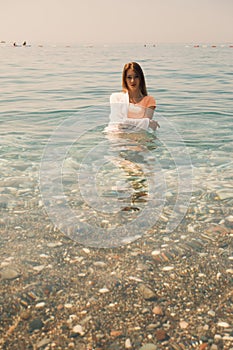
xmin=106 ymin=62 xmax=160 ymax=132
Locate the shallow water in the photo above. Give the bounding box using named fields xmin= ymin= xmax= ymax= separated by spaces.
xmin=0 ymin=43 xmax=232 ymax=247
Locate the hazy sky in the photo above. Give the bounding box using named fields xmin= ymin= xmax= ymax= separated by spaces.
xmin=1 ymin=0 xmax=232 ymax=44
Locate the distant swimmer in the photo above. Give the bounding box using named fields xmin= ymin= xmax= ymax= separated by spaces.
xmin=22 ymin=41 xmax=31 ymax=47
xmin=13 ymin=41 xmax=31 ymax=47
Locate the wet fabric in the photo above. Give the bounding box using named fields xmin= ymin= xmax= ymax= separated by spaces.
xmin=105 ymin=92 xmax=151 ymax=132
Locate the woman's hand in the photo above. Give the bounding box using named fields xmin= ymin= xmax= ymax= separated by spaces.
xmin=149 ymin=120 xmax=160 ymax=131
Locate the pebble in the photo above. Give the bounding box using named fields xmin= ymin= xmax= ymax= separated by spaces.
xmin=36 ymin=337 xmax=51 ymax=349
xmin=210 ymin=345 xmax=218 ymax=350
xmin=223 ymin=335 xmax=233 ymax=341
xmin=214 ymin=334 xmax=222 ymax=341
xmin=47 ymin=242 xmax=62 ymax=247
xmin=72 ymin=324 xmax=84 ymax=336
xmin=125 ymin=338 xmax=132 ymax=348
xmin=29 ymin=318 xmax=44 ymax=332
xmin=99 ymin=287 xmax=110 ymax=293
xmin=155 ymin=329 xmax=168 ymax=341
xmin=147 ymin=323 xmax=160 ymax=330
xmin=188 ymin=224 xmax=195 ymax=233
xmin=110 ymin=330 xmax=123 ymax=337
xmin=217 ymin=321 xmax=230 ymax=328
xmin=152 ymin=306 xmax=163 ymax=315
xmin=93 ymin=261 xmax=107 ymax=268
xmin=68 ymin=314 xmax=78 ymax=322
xmin=39 ymin=254 xmax=50 ymax=258
xmin=64 ymin=303 xmax=73 ymax=309
xmin=215 ymin=190 xmax=233 ymax=200
xmin=33 ymin=265 xmax=45 ymax=272
xmin=199 ymin=344 xmax=208 ymax=350
xmin=151 ymin=250 xmax=160 ymax=256
xmin=225 ymin=215 xmax=233 ymax=227
xmin=138 ymin=284 xmax=157 ymax=301
xmin=139 ymin=344 xmax=157 ymax=350
xmin=20 ymin=310 xmax=31 ymax=320
xmin=35 ymin=302 xmax=46 ymax=309
xmin=179 ymin=320 xmax=189 ymax=329
xmin=0 ymin=267 xmax=20 ymax=280
xmin=208 ymin=310 xmax=216 ymax=317
xmin=128 ymin=276 xmax=144 ymax=282
xmin=162 ymin=266 xmax=174 ymax=271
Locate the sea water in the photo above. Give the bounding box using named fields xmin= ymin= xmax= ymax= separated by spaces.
xmin=0 ymin=43 xmax=232 ymax=248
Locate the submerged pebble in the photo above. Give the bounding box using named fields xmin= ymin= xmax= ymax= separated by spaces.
xmin=138 ymin=284 xmax=157 ymax=301
xmin=35 ymin=302 xmax=46 ymax=309
xmin=72 ymin=324 xmax=84 ymax=335
xmin=162 ymin=266 xmax=174 ymax=271
xmin=125 ymin=338 xmax=132 ymax=348
xmin=29 ymin=318 xmax=44 ymax=332
xmin=0 ymin=267 xmax=20 ymax=280
xmin=179 ymin=320 xmax=189 ymax=329
xmin=217 ymin=321 xmax=230 ymax=328
xmin=139 ymin=344 xmax=157 ymax=350
xmin=99 ymin=287 xmax=110 ymax=294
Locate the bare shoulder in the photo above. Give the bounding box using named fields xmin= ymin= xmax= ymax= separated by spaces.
xmin=141 ymin=95 xmax=156 ymax=108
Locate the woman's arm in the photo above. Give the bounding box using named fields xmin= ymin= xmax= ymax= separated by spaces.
xmin=119 ymin=117 xmax=160 ymax=131
xmin=119 ymin=117 xmax=150 ymax=130
xmin=146 ymin=105 xmax=160 ymax=130
xmin=144 ymin=106 xmax=155 ymax=120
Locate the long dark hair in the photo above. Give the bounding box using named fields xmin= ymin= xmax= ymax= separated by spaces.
xmin=122 ymin=62 xmax=148 ymax=96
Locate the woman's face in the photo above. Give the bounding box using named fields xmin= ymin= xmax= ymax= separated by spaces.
xmin=125 ymin=68 xmax=140 ymax=94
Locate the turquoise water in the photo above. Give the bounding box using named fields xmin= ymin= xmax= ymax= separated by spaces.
xmin=0 ymin=43 xmax=232 ymax=247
